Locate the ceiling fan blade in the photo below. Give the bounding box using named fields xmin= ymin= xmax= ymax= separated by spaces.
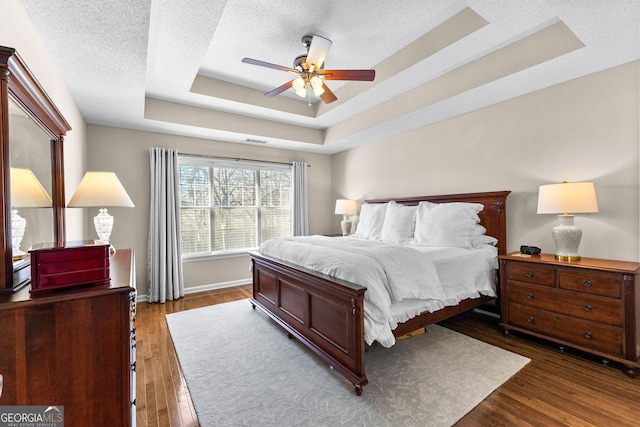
xmin=320 ymin=69 xmax=375 ymax=81
xmin=242 ymin=58 xmax=298 ymax=74
xmin=304 ymin=35 xmax=332 ymax=72
xmin=319 ymin=82 xmax=337 ymax=104
xmin=264 ymin=80 xmax=293 ymax=97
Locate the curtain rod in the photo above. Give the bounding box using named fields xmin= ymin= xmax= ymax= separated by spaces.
xmin=178 ymin=152 xmax=310 ymax=167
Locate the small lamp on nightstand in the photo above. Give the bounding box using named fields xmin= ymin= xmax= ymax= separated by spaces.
xmin=335 ymin=199 xmax=357 ymax=236
xmin=537 ymin=181 xmax=599 ymax=261
xmin=67 ymin=171 xmax=135 ymax=255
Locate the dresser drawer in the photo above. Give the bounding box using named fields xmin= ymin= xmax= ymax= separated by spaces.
xmin=507 ymin=282 xmax=623 ymax=327
xmin=508 ymin=303 xmax=624 ymax=357
xmin=559 ymin=269 xmax=621 ymax=298
xmin=506 ymin=262 xmax=555 ymax=287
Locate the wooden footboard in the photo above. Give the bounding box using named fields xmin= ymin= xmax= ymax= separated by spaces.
xmin=250 ymin=252 xmax=368 ymax=395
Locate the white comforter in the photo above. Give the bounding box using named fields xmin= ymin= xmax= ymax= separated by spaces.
xmin=258 ymin=236 xmax=497 ymax=347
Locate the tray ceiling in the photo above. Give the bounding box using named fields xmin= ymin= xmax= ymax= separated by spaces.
xmin=18 ymin=0 xmax=640 ymax=154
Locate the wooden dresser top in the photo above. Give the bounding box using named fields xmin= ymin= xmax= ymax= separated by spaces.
xmin=499 ymin=252 xmax=640 ymax=274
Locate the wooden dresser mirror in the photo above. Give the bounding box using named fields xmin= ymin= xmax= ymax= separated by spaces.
xmin=0 ymin=46 xmax=71 ymax=292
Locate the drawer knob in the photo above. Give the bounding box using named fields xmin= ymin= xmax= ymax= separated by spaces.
xmin=525 ymin=272 xmax=534 ymax=278
xmin=527 ymin=316 xmax=534 ymax=323
xmin=526 ymin=293 xmax=534 ymax=299
xmin=584 ymin=305 xmax=592 ymax=312
xmin=584 ymin=331 xmax=592 ymax=339
xmin=583 ymin=280 xmax=592 ymax=287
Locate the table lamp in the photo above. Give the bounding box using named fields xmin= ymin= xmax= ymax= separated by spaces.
xmin=335 ymin=199 xmax=357 ymax=236
xmin=10 ymin=168 xmax=53 ymax=258
xmin=67 ymin=171 xmax=134 ymax=254
xmin=537 ymin=181 xmax=598 ymax=261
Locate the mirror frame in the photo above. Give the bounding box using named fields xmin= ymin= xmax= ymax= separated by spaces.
xmin=0 ymin=46 xmax=71 ymax=291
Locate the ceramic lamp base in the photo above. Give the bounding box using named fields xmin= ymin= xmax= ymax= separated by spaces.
xmin=340 ymin=215 xmax=352 ymax=236
xmin=94 ymin=208 xmax=117 ymax=255
xmin=11 ymin=209 xmax=26 ymax=258
xmin=552 ymin=214 xmax=582 ymax=261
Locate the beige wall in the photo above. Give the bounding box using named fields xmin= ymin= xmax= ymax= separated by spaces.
xmin=332 ymin=61 xmax=640 ymax=262
xmin=86 ymin=126 xmax=333 ymax=297
xmin=2 ymin=0 xmax=87 ymax=242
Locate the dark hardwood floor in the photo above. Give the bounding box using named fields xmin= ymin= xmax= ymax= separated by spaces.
xmin=135 ymin=285 xmax=640 ymax=426
xmin=135 ymin=285 xmax=252 ymax=427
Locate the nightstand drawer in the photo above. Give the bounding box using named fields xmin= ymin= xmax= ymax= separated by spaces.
xmin=506 ymin=262 xmax=555 ymax=287
xmin=559 ymin=269 xmax=621 ymax=298
xmin=508 ymin=303 xmax=624 ymax=357
xmin=507 ymin=282 xmax=623 ymax=327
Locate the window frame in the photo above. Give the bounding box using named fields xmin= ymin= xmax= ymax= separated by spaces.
xmin=177 ymin=155 xmax=293 ymax=261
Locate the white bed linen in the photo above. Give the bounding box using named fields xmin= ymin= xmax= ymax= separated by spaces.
xmin=257 ymin=236 xmax=497 ymax=348
xmin=389 ymin=245 xmax=497 ymax=326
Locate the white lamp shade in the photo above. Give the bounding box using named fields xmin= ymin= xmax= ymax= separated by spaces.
xmin=335 ymin=199 xmax=357 ymax=216
xmin=10 ymin=168 xmax=52 ymax=208
xmin=67 ymin=171 xmax=134 ymax=207
xmin=537 ymin=182 xmax=599 ymax=215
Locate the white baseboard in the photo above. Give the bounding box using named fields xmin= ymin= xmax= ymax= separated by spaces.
xmin=136 ymin=278 xmax=250 ymax=303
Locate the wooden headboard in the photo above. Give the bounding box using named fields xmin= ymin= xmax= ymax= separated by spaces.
xmin=365 ymin=191 xmax=511 ymax=255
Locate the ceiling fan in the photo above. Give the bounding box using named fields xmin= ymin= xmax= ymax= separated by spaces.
xmin=242 ymin=34 xmax=375 ymax=104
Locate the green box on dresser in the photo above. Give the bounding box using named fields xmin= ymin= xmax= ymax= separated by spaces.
xmin=498 ymin=253 xmax=640 ymax=377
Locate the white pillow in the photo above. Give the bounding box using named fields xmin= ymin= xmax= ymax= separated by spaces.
xmin=413 ymin=202 xmax=484 ymax=248
xmin=472 ymin=233 xmax=498 ymax=248
xmin=410 ymin=201 xmax=436 ymax=244
xmin=380 ymin=201 xmax=417 ymax=244
xmin=353 ymin=203 xmax=387 ymax=240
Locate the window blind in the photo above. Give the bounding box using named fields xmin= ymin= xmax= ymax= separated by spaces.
xmin=178 ymin=156 xmax=292 ymax=257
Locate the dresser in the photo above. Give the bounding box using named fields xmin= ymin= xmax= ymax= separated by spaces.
xmin=499 ymin=253 xmax=640 ymax=377
xmin=0 ymin=249 xmax=136 ymax=426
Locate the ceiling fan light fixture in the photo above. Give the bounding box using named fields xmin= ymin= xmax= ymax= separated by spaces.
xmin=310 ymin=76 xmax=323 ymax=89
xmin=243 ymin=34 xmax=375 ymax=105
xmin=310 ymin=75 xmax=325 ymax=97
xmin=292 ymin=77 xmax=306 ymax=91
xmin=292 ymin=77 xmax=308 ymax=98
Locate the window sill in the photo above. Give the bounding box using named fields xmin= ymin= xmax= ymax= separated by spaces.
xmin=182 ymin=250 xmax=254 ymax=263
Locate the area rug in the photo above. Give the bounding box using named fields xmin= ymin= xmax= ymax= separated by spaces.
xmin=166 ymin=299 xmax=529 ymax=427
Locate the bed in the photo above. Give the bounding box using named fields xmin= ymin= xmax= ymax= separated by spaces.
xmin=250 ymin=191 xmax=510 ymax=395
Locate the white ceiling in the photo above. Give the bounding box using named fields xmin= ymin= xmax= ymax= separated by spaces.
xmin=18 ymin=0 xmax=640 ymax=154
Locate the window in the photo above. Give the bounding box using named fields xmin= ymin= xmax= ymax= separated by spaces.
xmin=178 ymin=156 xmax=292 ymax=258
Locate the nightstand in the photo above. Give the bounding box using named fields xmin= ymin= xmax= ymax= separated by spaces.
xmin=498 ymin=253 xmax=640 ymax=377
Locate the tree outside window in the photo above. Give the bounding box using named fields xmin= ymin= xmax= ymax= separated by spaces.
xmin=178 ymin=157 xmax=292 ymax=257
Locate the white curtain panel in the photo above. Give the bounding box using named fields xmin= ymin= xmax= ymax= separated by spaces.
xmin=292 ymin=161 xmax=308 ymax=236
xmin=148 ymin=147 xmax=184 ymax=303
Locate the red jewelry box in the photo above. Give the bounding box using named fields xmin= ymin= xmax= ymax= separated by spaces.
xmin=29 ymin=241 xmax=110 ymax=294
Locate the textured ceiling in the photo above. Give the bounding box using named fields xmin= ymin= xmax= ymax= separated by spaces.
xmin=18 ymin=0 xmax=640 ymax=154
